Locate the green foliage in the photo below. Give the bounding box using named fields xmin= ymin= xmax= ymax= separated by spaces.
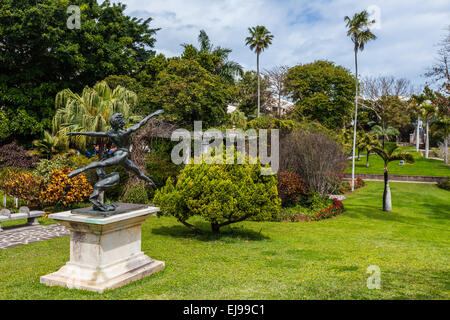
xmin=32 ymin=157 xmax=73 ymax=182
xmin=32 ymin=131 xmax=67 ymax=159
xmin=0 ymin=0 xmax=158 ymax=141
xmin=120 ymin=182 xmax=149 ymax=204
xmin=236 ymin=71 xmax=271 ymax=118
xmin=150 ymin=58 xmax=230 ymax=128
xmin=153 ymin=153 xmax=280 ymax=233
xmin=285 ymin=60 xmax=356 ymax=130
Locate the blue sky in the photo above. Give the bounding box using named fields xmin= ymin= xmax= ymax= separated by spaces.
xmin=119 ymin=0 xmax=449 ymax=89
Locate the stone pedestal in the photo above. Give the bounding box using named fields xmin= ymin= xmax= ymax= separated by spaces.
xmin=40 ymin=205 xmax=164 ymax=293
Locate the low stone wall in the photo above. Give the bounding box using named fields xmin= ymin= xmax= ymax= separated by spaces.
xmin=343 ymin=173 xmax=447 ymax=183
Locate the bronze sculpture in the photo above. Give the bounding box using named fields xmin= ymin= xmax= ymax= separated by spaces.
xmin=67 ymin=110 xmax=164 ymax=213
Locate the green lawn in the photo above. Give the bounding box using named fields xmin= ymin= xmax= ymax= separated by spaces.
xmin=0 ymin=181 xmax=449 ymax=299
xmin=346 ymin=149 xmax=450 ymax=177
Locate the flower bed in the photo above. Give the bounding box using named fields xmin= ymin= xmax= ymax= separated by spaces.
xmin=338 ymin=177 xmax=366 ymax=194
xmin=280 ymin=197 xmax=345 ymax=222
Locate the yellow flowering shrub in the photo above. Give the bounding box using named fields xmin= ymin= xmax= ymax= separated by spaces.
xmin=1 ymin=170 xmax=43 ymax=208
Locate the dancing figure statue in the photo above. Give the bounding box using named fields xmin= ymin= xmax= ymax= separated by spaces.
xmin=67 ymin=109 xmax=164 ymax=212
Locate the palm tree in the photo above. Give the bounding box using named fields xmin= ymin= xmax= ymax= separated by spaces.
xmin=245 ymin=26 xmax=274 ymax=118
xmin=32 ymin=130 xmax=67 ymax=159
xmin=421 ymin=103 xmax=438 ymax=159
xmin=372 ymin=143 xmax=414 ymax=211
xmin=345 ymin=10 xmax=377 ymax=191
xmin=370 ymin=125 xmax=400 ymax=148
xmin=358 ymin=132 xmax=380 ymax=167
xmin=53 ymin=81 xmax=138 ymax=159
xmin=182 ymin=30 xmax=243 ymax=84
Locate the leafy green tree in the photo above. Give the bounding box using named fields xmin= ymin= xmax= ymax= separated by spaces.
xmin=150 ymin=58 xmax=230 ymax=128
xmin=285 ymin=60 xmax=355 ymax=130
xmin=344 ymin=10 xmax=377 ymax=191
xmin=372 ymin=143 xmax=414 ymax=211
xmin=53 ymin=81 xmax=138 ymax=158
xmin=181 ymin=30 xmax=243 ymax=84
xmin=432 ymin=94 xmax=450 ymax=163
xmin=245 ymin=26 xmax=274 ymax=118
xmin=0 ymin=0 xmax=158 ymax=141
xmin=357 ymin=132 xmax=380 ymax=167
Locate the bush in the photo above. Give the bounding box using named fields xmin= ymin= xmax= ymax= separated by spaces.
xmin=280 ymin=130 xmax=348 ymax=197
xmin=32 ymin=157 xmax=73 ymax=182
xmin=277 ymin=172 xmax=307 ymax=206
xmin=337 ymin=177 xmax=366 ymax=194
xmin=280 ymin=195 xmax=345 ymax=222
xmin=120 ymin=182 xmax=149 ymax=204
xmin=153 ymin=153 xmax=280 ymax=234
xmin=437 ymin=178 xmax=450 ymax=191
xmin=0 ymin=170 xmax=43 ymax=208
xmin=41 ymin=168 xmax=92 ymax=207
xmin=0 ymin=141 xmax=39 ymax=170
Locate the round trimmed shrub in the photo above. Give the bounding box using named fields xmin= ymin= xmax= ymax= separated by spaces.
xmin=153 ymin=154 xmax=280 ymax=234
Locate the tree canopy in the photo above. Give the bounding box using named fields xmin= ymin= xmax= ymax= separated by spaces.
xmin=285 ymin=60 xmax=356 ymax=130
xmin=0 ymin=0 xmax=158 ymax=142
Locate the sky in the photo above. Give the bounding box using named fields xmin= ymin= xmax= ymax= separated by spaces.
xmin=118 ymin=0 xmax=449 ymax=89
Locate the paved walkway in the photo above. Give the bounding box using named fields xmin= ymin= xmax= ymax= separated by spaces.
xmin=0 ymin=224 xmax=69 ymax=250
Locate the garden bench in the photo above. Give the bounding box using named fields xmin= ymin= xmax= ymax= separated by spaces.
xmin=0 ymin=207 xmax=46 ymax=232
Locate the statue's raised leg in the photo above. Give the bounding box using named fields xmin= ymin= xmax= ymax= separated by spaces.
xmin=90 ymin=172 xmax=120 ymax=212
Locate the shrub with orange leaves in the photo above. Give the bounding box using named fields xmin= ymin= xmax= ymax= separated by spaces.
xmin=0 ymin=170 xmax=43 ymax=208
xmin=41 ymin=168 xmax=92 ymax=207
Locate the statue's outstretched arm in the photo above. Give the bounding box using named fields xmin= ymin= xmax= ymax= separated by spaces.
xmin=67 ymin=131 xmax=108 ymax=137
xmin=126 ymin=109 xmax=164 ymax=133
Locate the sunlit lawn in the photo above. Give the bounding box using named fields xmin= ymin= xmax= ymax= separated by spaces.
xmin=0 ymin=181 xmax=448 ymax=299
xmin=346 ymin=148 xmax=450 ymax=177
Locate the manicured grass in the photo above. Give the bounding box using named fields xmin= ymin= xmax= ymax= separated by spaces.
xmin=346 ymin=149 xmax=450 ymax=177
xmin=0 ymin=181 xmax=449 ymax=299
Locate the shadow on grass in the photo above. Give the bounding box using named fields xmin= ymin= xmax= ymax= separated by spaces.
xmin=151 ymin=222 xmax=270 ymax=242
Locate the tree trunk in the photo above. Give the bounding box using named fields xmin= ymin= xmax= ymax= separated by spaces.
xmin=416 ymin=116 xmax=420 ymax=152
xmin=351 ymin=48 xmax=358 ymax=192
xmin=257 ymin=51 xmax=260 ymax=118
xmin=383 ymin=166 xmax=392 ymax=212
xmin=211 ymin=223 xmax=220 ymax=234
xmin=444 ymin=135 xmax=448 ymax=164
xmin=366 ymin=151 xmax=370 ymax=168
xmin=425 ymin=120 xmax=429 ymax=159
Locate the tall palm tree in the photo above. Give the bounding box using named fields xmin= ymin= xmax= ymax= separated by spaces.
xmin=372 ymin=143 xmax=414 ymax=211
xmin=245 ymin=26 xmax=274 ymax=118
xmin=53 ymin=81 xmax=138 ymax=159
xmin=345 ymin=10 xmax=377 ymax=191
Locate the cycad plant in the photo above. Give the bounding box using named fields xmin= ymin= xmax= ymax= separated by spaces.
xmin=32 ymin=130 xmax=67 ymax=159
xmin=53 ymin=81 xmax=138 ymax=159
xmin=372 ymin=143 xmax=414 ymax=211
xmin=358 ymin=132 xmax=380 ymax=167
xmin=245 ymin=25 xmax=274 ymax=118
xmin=345 ymin=10 xmax=376 ymax=191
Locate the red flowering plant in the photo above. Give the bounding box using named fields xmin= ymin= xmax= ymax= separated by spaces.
xmin=338 ymin=177 xmax=366 ymax=194
xmin=312 ymin=199 xmax=345 ymax=221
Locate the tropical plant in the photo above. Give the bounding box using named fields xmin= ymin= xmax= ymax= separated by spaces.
xmin=357 ymin=132 xmax=380 ymax=167
xmin=245 ymin=26 xmax=274 ymax=118
xmin=32 ymin=130 xmax=67 ymax=159
xmin=370 ymin=125 xmax=400 ymax=148
xmin=53 ymin=81 xmax=138 ymax=159
xmin=372 ymin=143 xmax=414 ymax=211
xmin=344 ymin=10 xmax=377 ymax=191
xmin=182 ymin=30 xmax=243 ymax=84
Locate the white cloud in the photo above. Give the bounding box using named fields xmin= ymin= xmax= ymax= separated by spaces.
xmin=121 ymin=0 xmax=450 ymax=87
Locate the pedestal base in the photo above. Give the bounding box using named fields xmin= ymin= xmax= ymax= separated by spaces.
xmin=40 ymin=204 xmax=164 ymax=293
